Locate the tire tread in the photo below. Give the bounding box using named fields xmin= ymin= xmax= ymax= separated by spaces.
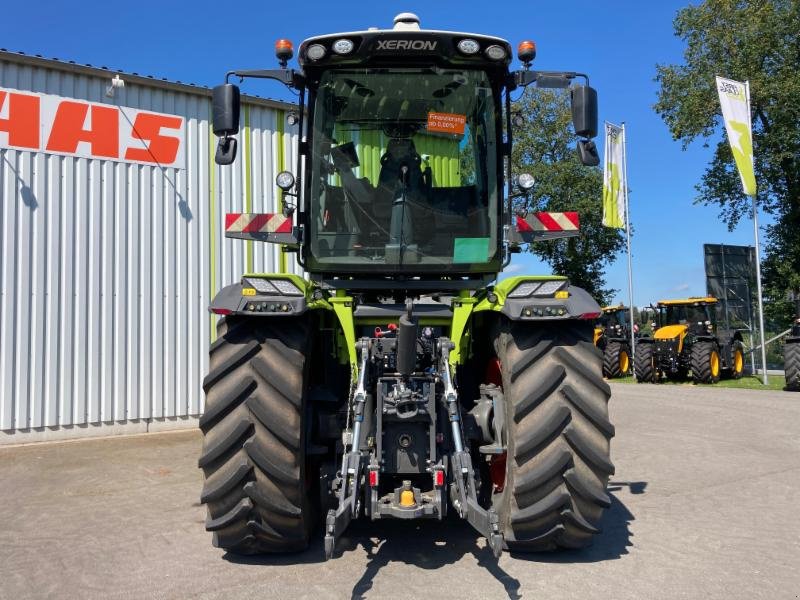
xmin=199 ymin=317 xmax=312 ymax=554
xmin=494 ymin=320 xmax=614 ymax=552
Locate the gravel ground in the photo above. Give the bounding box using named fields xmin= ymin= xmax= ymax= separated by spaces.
xmin=1 ymin=382 xmax=798 ymax=600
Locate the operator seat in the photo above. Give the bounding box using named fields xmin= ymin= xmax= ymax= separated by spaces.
xmin=375 ymin=139 xmax=431 ymax=246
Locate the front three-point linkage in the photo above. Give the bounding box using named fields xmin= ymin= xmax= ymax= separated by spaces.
xmin=324 ymin=332 xmax=503 ymax=559
xmin=439 ymin=338 xmax=504 ymax=558
xmin=324 ymin=338 xmax=371 ymax=559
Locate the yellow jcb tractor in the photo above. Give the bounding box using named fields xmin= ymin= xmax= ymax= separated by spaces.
xmin=594 ymin=305 xmax=632 ymax=378
xmin=634 ymin=297 xmax=745 ymax=384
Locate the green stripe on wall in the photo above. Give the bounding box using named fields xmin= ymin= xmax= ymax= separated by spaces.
xmin=208 ymin=103 xmax=217 ymax=343
xmin=277 ymin=111 xmax=287 ymax=274
xmin=328 ymin=129 xmax=461 ymax=187
xmin=244 ymin=104 xmax=253 ymax=272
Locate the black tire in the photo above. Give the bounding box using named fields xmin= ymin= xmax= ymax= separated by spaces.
xmin=492 ymin=320 xmax=614 ymax=551
xmin=726 ymin=341 xmax=745 ymax=380
xmin=785 ymin=341 xmax=800 ymax=391
xmin=691 ymin=341 xmax=721 ymax=384
xmin=634 ymin=342 xmax=657 ymax=383
xmin=199 ymin=316 xmax=313 ymax=554
xmin=602 ymin=341 xmax=630 ymax=378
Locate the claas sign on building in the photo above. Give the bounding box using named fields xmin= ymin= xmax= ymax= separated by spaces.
xmin=0 ymin=87 xmax=185 ymax=168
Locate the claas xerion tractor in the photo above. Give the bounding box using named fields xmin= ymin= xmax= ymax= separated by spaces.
xmin=594 ymin=305 xmax=633 ymax=378
xmin=634 ymin=297 xmax=745 ymax=384
xmin=200 ymin=13 xmax=613 ymax=559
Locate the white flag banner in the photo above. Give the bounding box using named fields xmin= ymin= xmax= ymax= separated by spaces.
xmin=602 ymin=122 xmax=625 ymax=228
xmin=715 ymin=76 xmax=756 ymax=196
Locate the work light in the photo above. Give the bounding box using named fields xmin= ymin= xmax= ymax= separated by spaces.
xmin=307 ymin=44 xmax=327 ymax=61
xmin=457 ymin=39 xmax=480 ymax=55
xmin=332 ymin=39 xmax=354 ymax=54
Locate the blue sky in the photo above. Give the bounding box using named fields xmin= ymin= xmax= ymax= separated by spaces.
xmin=1 ymin=1 xmax=768 ymax=306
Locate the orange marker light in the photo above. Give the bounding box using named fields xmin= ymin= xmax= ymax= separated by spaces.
xmin=517 ymin=40 xmax=536 ymax=64
xmin=275 ymin=39 xmax=294 ymax=66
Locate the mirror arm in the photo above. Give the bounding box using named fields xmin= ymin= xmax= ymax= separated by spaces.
xmin=504 ymin=89 xmax=513 ymax=227
xmin=225 ymin=69 xmax=305 ymax=89
xmin=511 ymin=70 xmax=590 ymax=89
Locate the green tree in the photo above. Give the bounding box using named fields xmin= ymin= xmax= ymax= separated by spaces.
xmin=654 ymin=0 xmax=800 ymax=325
xmin=511 ymin=88 xmax=625 ymax=305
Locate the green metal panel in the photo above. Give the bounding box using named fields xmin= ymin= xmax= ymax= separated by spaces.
xmin=330 ymin=128 xmax=462 ymax=187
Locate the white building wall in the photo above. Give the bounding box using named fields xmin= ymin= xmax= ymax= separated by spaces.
xmin=0 ymin=52 xmax=300 ymax=443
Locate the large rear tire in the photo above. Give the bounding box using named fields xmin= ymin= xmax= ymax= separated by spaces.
xmin=785 ymin=341 xmax=800 ymax=391
xmin=691 ymin=341 xmax=721 ymax=384
xmin=199 ymin=316 xmax=313 ymax=554
xmin=634 ymin=342 xmax=658 ymax=383
xmin=492 ymin=321 xmax=614 ymax=551
xmin=602 ymin=341 xmax=630 ymax=378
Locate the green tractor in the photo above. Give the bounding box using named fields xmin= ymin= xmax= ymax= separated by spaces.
xmin=201 ymin=13 xmax=613 ymax=559
xmin=594 ymin=305 xmax=633 ymax=378
xmin=785 ymin=299 xmax=800 ymax=391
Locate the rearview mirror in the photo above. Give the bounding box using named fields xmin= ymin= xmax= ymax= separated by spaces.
xmin=576 ymin=139 xmax=599 ymax=166
xmin=215 ymin=137 xmax=238 ymax=166
xmin=212 ymin=84 xmax=241 ymax=137
xmin=571 ymin=85 xmax=598 ymax=138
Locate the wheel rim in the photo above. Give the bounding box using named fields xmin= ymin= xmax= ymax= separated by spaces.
xmin=734 ymin=349 xmax=743 ymax=373
xmin=710 ymin=351 xmax=720 ymax=378
xmin=490 ymin=453 xmax=507 ymax=493
xmin=619 ymin=351 xmax=630 ymax=374
xmin=485 ymin=358 xmax=503 ymax=387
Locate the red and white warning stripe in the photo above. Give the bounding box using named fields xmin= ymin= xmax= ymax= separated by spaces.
xmin=225 ymin=213 xmax=292 ymax=234
xmin=516 ymin=212 xmax=580 ymax=233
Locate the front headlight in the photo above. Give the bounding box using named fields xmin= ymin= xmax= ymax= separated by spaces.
xmin=532 ymin=280 xmax=567 ymax=296
xmin=508 ymin=279 xmax=567 ymax=298
xmin=507 ymin=281 xmax=541 ymax=298
xmin=269 ymin=279 xmax=304 ymax=296
xmin=243 ymin=277 xmax=303 ymax=296
xmin=244 ymin=277 xmax=277 ymax=294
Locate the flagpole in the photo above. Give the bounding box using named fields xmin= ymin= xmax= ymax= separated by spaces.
xmin=745 ymin=81 xmax=768 ymax=385
xmin=752 ymin=198 xmax=768 ymax=384
xmin=621 ymin=123 xmax=636 ymax=378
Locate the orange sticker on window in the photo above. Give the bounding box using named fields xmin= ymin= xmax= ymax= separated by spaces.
xmin=427 ymin=112 xmax=466 ymax=135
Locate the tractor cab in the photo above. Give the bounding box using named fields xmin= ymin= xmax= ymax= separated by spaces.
xmin=656 ymin=297 xmax=717 ymax=339
xmin=599 ymin=305 xmax=629 ymax=329
xmin=210 ymin=12 xmax=599 ymax=289
xmin=594 ymin=305 xmax=628 ymax=344
xmin=305 ymin=59 xmax=501 ymax=275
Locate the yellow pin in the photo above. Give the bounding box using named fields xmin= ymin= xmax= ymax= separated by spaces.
xmin=399 ymin=481 xmax=415 ymax=507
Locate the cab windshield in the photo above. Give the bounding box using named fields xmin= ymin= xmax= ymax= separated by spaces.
xmin=600 ymin=310 xmax=627 ymax=328
xmin=660 ymin=304 xmax=711 ymax=325
xmin=307 ymin=68 xmax=499 ymax=273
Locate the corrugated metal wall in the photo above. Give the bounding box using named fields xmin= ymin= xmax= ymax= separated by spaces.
xmin=0 ymin=53 xmax=300 ymax=441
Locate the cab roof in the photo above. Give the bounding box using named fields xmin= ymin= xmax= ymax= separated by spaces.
xmin=601 ymin=304 xmax=628 ymax=313
xmin=297 ymin=12 xmax=512 ymax=70
xmin=657 ymin=297 xmax=718 ymax=306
